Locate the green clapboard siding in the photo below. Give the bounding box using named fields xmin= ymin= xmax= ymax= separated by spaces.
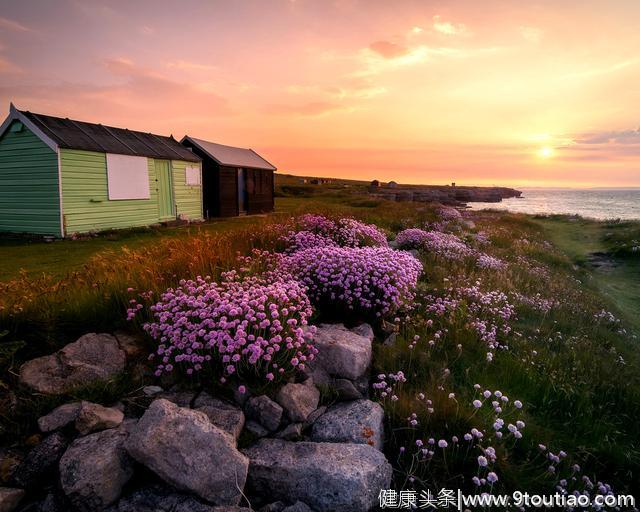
xmin=0 ymin=121 xmax=61 ymax=235
xmin=172 ymin=160 xmax=203 ymax=220
xmin=60 ymin=150 xmax=202 ymax=234
xmin=60 ymin=149 xmax=160 ymax=234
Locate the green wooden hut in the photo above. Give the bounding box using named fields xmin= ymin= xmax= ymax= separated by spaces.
xmin=0 ymin=104 xmax=203 ymax=237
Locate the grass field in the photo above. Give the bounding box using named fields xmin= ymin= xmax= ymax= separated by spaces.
xmin=1 ymin=193 xmax=639 ymax=499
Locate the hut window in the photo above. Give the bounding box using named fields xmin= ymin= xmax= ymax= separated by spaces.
xmin=106 ymin=154 xmax=150 ymax=200
xmin=185 ymin=165 xmax=201 ymax=186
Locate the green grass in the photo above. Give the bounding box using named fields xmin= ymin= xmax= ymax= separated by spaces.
xmin=536 ymin=216 xmax=640 ymax=332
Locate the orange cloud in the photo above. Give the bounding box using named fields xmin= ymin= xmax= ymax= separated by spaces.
xmin=369 ymin=40 xmax=410 ymax=59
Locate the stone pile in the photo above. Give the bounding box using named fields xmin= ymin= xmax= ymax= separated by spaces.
xmin=3 ymin=324 xmax=392 ymax=512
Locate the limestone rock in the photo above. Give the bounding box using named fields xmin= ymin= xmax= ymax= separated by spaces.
xmin=276 ymin=381 xmax=319 ymax=422
xmin=350 ymin=323 xmax=374 ymax=342
xmin=59 ymin=427 xmax=134 ymax=512
xmin=125 ymin=399 xmax=248 ymax=506
xmin=0 ymin=487 xmax=24 ymax=512
xmin=245 ymin=395 xmax=283 ymax=432
xmin=311 ymin=324 xmax=372 ymax=381
xmin=13 ymin=432 xmax=68 ymax=488
xmin=19 ymin=333 xmax=126 ymax=394
xmin=244 ymin=439 xmax=392 ymax=512
xmin=38 ymin=402 xmax=81 ymax=433
xmin=311 ymin=399 xmax=385 ymax=450
xmin=75 ymin=402 xmax=124 ymax=435
xmin=196 ymin=401 xmax=245 ymax=441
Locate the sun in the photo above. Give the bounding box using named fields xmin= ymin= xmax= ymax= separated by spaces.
xmin=537 ymin=146 xmax=554 ymax=159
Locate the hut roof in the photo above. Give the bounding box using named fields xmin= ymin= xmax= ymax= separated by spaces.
xmin=182 ymin=135 xmax=276 ymax=171
xmin=1 ymin=104 xmax=200 ymax=162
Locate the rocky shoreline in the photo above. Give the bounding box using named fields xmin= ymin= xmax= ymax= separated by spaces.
xmin=369 ymin=184 xmax=522 ymax=206
xmin=1 ymin=325 xmax=390 ymax=512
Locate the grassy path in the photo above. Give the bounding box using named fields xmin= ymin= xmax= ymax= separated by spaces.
xmin=536 ymin=216 xmax=640 ymax=332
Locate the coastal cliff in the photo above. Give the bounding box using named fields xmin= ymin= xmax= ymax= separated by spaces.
xmin=369 ymin=184 xmax=522 ymax=205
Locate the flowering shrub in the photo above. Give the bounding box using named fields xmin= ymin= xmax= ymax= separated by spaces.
xmin=333 ymin=218 xmax=388 ymax=247
xmin=476 ymin=253 xmax=506 ymax=270
xmin=144 ymin=274 xmax=317 ymax=385
xmin=282 ymin=214 xmax=388 ymax=252
xmin=281 ymin=230 xmax=338 ymax=253
xmin=437 ymin=206 xmax=463 ymax=222
xmin=396 ymin=228 xmax=474 ymax=260
xmin=280 ymin=246 xmax=422 ymax=317
xmin=395 ymin=228 xmax=432 ymax=249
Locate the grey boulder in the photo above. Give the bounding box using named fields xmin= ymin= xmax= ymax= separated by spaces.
xmin=350 ymin=323 xmax=375 ymax=342
xmin=38 ymin=402 xmax=81 ymax=433
xmin=243 ymin=439 xmax=392 ymax=512
xmin=75 ymin=401 xmax=124 ymax=435
xmin=311 ymin=324 xmax=372 ymax=381
xmin=19 ymin=333 xmax=126 ymax=394
xmin=245 ymin=395 xmax=283 ymax=432
xmin=311 ymin=399 xmax=385 ymax=451
xmin=125 ymin=399 xmax=248 ymax=506
xmin=276 ymin=381 xmax=320 ymax=422
xmin=59 ymin=427 xmax=134 ymax=512
xmin=195 ymin=393 xmax=245 ymax=440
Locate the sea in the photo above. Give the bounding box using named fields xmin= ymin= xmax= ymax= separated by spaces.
xmin=468 ymin=188 xmax=640 ymax=221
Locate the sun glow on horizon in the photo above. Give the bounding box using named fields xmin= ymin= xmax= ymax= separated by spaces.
xmin=537 ymin=146 xmax=555 ymax=159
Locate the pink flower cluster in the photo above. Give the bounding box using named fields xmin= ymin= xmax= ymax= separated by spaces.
xmin=438 ymin=206 xmax=463 ymax=222
xmin=396 ymin=228 xmax=474 ymax=259
xmin=282 ymin=214 xmax=388 ymax=252
xmin=476 ymin=254 xmax=506 ymax=270
xmin=280 ymin=246 xmax=422 ymax=317
xmin=144 ymin=274 xmax=317 ymax=383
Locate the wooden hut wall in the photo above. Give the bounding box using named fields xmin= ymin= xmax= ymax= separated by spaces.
xmin=218 ymin=165 xmax=239 ymax=217
xmin=246 ymin=168 xmax=274 ymax=214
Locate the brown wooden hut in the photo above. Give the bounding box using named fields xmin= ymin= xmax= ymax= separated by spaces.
xmin=181 ymin=136 xmax=276 ymax=217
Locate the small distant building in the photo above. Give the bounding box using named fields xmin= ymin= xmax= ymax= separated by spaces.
xmin=0 ymin=104 xmax=202 ymax=237
xmin=181 ymin=136 xmax=276 ymax=217
xmin=387 ymin=181 xmax=398 ymax=188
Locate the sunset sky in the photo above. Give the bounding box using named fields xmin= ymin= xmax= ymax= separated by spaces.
xmin=0 ymin=0 xmax=638 ymax=187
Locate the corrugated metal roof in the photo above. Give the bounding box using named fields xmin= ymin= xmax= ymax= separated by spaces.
xmin=182 ymin=136 xmax=276 ymax=171
xmin=19 ymin=110 xmax=201 ymax=162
